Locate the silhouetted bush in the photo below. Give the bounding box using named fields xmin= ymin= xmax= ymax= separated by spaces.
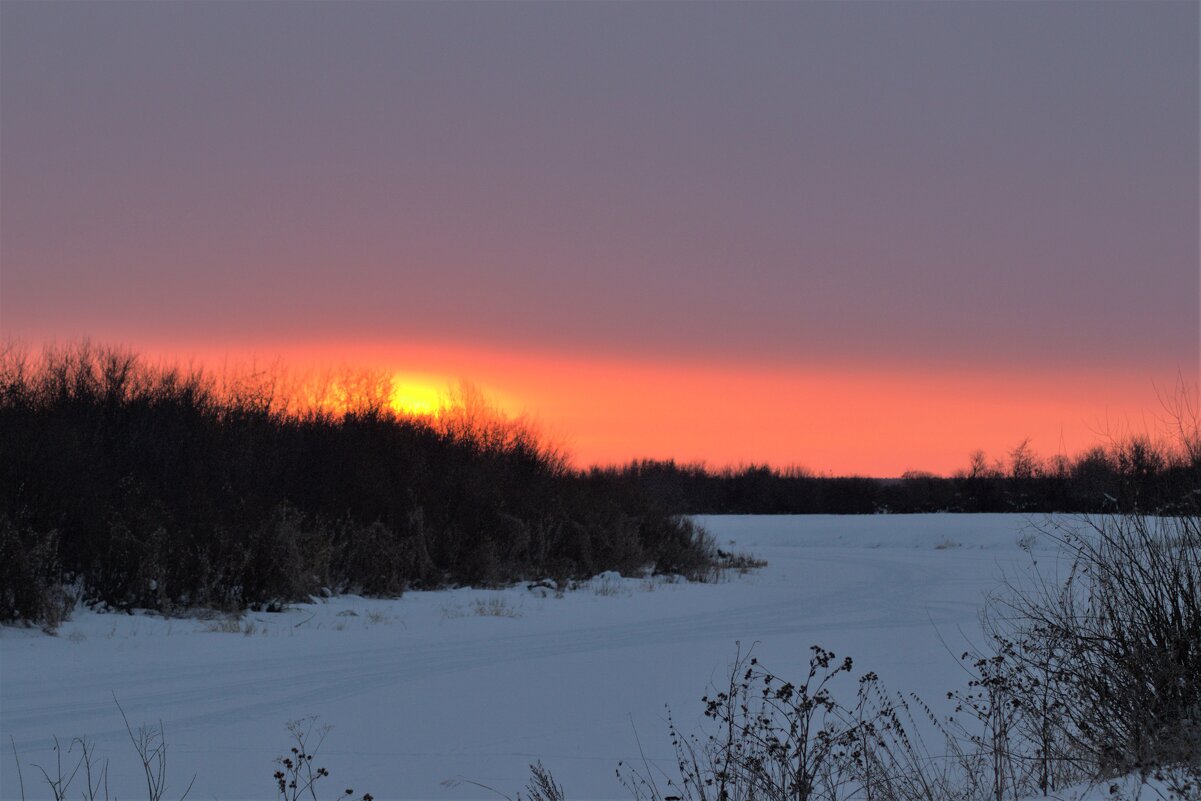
xmin=646 ymin=515 xmax=718 ymax=581
xmin=0 ymin=517 xmax=71 ymax=628
xmin=987 ymin=511 xmax=1201 ymax=775
xmin=0 ymin=343 xmax=715 ymax=626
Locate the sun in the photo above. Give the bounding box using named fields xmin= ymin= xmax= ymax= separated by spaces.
xmin=388 ymin=375 xmax=443 ymax=417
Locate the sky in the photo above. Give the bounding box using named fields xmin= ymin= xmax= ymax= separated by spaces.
xmin=2 ymin=1 xmax=1198 ymax=476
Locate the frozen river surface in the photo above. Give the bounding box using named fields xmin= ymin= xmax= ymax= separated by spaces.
xmin=2 ymin=514 xmax=1069 ymax=800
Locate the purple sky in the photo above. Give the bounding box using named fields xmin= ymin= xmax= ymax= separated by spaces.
xmin=2 ymin=2 xmax=1198 ymax=471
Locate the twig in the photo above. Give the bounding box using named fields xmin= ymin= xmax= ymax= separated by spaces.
xmin=10 ymin=735 xmax=26 ymax=801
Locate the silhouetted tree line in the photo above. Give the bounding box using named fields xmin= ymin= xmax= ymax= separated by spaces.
xmin=4 ymin=343 xmax=1197 ymax=627
xmin=0 ymin=344 xmax=713 ymax=625
xmin=587 ymin=432 xmax=1201 ymax=516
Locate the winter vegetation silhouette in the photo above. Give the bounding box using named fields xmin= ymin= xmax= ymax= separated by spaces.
xmin=0 ymin=342 xmax=717 ymax=627
xmin=3 ymin=342 xmax=1199 ymax=629
xmin=590 ymin=427 xmax=1199 ymax=516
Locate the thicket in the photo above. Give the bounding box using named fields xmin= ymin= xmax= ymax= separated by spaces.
xmin=0 ymin=343 xmax=715 ymax=626
xmin=987 ymin=511 xmax=1201 ymax=778
xmin=592 ymin=428 xmax=1200 ymax=516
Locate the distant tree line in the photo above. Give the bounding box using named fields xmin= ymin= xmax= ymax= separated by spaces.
xmin=586 ymin=434 xmax=1200 ymax=516
xmin=0 ymin=343 xmax=714 ymax=626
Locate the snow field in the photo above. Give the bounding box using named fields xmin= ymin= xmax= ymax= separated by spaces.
xmin=2 ymin=514 xmax=1094 ymax=800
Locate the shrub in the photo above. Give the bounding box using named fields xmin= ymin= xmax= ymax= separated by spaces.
xmin=0 ymin=517 xmax=70 ymax=628
xmin=273 ymin=716 xmax=372 ymax=801
xmin=333 ymin=517 xmax=421 ymax=596
xmin=648 ymin=516 xmax=718 ymax=581
xmin=620 ymin=645 xmax=879 ymax=801
xmin=987 ymin=511 xmax=1201 ymax=775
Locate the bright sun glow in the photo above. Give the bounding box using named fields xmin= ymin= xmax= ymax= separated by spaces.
xmin=388 ymin=376 xmax=444 ymax=417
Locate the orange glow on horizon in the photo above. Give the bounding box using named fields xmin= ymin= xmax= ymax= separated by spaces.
xmin=107 ymin=337 xmax=1193 ymax=477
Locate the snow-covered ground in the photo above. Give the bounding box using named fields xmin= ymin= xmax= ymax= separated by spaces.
xmin=0 ymin=514 xmax=1124 ymax=800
